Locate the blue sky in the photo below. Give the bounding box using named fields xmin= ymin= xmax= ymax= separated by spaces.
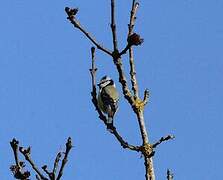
xmin=1 ymin=0 xmax=223 ymax=179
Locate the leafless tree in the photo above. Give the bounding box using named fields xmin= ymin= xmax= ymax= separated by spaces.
xmin=65 ymin=1 xmax=174 ymax=180
xmin=9 ymin=1 xmax=174 ymax=180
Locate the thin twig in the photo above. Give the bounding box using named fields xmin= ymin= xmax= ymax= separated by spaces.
xmin=110 ymin=0 xmax=135 ymax=105
xmin=10 ymin=138 xmax=71 ymax=180
xmin=10 ymin=139 xmax=31 ymax=180
xmin=119 ymin=44 xmax=131 ymax=56
xmin=111 ymin=0 xmax=118 ymax=51
xmin=42 ymin=165 xmax=53 ymax=179
xmin=128 ymin=1 xmax=139 ymax=36
xmin=129 ymin=48 xmax=138 ymax=99
xmin=114 ymin=57 xmax=135 ymax=106
xmin=65 ymin=7 xmax=113 ymax=56
xmin=110 ymin=126 xmax=140 ymax=151
xmin=153 ymin=135 xmax=175 ymax=149
xmin=19 ymin=147 xmax=48 ymax=180
xmin=143 ymin=89 xmax=150 ymax=105
xmin=53 ymin=152 xmax=62 ymax=176
xmin=90 ymin=47 xmax=97 ymax=92
xmin=128 ymin=0 xmax=140 ymax=98
xmin=56 ymin=137 xmax=72 ymax=180
xmin=10 ymin=139 xmax=20 ymax=167
xmin=89 ymin=47 xmax=107 ymax=122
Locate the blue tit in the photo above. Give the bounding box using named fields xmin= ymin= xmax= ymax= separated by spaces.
xmin=97 ymin=76 xmax=119 ymax=126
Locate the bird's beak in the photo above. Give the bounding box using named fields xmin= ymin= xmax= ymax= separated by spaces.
xmin=97 ymin=83 xmax=100 ymax=86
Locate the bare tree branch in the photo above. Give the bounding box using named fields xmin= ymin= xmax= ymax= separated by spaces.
xmin=65 ymin=7 xmax=113 ymax=56
xmin=110 ymin=0 xmax=136 ymax=106
xmin=53 ymin=152 xmax=62 ymax=176
xmin=111 ymin=0 xmax=118 ymax=51
xmin=10 ymin=139 xmax=31 ymax=180
xmin=129 ymin=47 xmax=138 ymax=99
xmin=119 ymin=1 xmax=140 ymax=56
xmin=123 ymin=2 xmax=155 ymax=179
xmin=142 ymin=89 xmax=150 ymax=105
xmin=136 ymin=111 xmax=155 ymax=180
xmin=42 ymin=165 xmax=53 ymax=179
xmin=119 ymin=44 xmax=131 ymax=57
xmin=10 ymin=138 xmax=72 ymax=180
xmin=128 ymin=1 xmax=140 ymax=98
xmin=114 ymin=57 xmax=136 ymax=105
xmin=10 ymin=139 xmax=20 ymax=168
xmin=128 ymin=1 xmax=139 ymax=37
xmin=19 ymin=147 xmax=48 ymax=180
xmin=56 ymin=137 xmax=72 ymax=180
xmin=153 ymin=135 xmax=175 ymax=149
xmin=66 ymin=1 xmax=174 ymax=180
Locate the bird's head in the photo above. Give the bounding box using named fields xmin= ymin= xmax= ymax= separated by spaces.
xmin=98 ymin=76 xmax=114 ymax=89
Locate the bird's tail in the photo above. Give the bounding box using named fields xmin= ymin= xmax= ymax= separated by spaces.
xmin=107 ymin=116 xmax=113 ymax=124
xmin=106 ymin=105 xmax=114 ymax=125
xmin=106 ymin=116 xmax=114 ymax=132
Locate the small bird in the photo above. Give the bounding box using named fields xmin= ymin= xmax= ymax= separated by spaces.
xmin=97 ymin=76 xmax=119 ymax=127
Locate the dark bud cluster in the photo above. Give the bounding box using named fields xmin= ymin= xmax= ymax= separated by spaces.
xmin=127 ymin=33 xmax=144 ymax=46
xmin=65 ymin=7 xmax=79 ymax=19
xmin=10 ymin=165 xmax=30 ymax=180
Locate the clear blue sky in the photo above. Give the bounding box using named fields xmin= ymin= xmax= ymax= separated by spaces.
xmin=1 ymin=0 xmax=222 ymax=179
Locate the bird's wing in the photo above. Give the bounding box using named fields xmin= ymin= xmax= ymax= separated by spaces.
xmin=101 ymin=85 xmax=119 ymax=115
xmin=102 ymin=85 xmax=119 ymax=103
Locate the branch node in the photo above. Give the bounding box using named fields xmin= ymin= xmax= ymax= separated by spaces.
xmin=112 ymin=49 xmax=120 ymax=59
xmin=133 ymin=98 xmax=145 ymax=112
xmin=140 ymin=143 xmax=155 ymax=158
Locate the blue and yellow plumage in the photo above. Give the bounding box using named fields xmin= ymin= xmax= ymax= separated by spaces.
xmin=97 ymin=76 xmax=119 ymax=126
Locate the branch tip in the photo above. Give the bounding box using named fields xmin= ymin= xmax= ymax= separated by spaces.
xmin=65 ymin=7 xmax=78 ymax=17
xmin=142 ymin=89 xmax=150 ymax=105
xmin=66 ymin=137 xmax=73 ymax=150
xmin=56 ymin=137 xmax=73 ymax=180
xmin=53 ymin=152 xmax=62 ymax=175
xmin=153 ymin=135 xmax=175 ymax=149
xmin=65 ymin=6 xmax=113 ymax=56
xmin=91 ymin=46 xmax=96 ymax=54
